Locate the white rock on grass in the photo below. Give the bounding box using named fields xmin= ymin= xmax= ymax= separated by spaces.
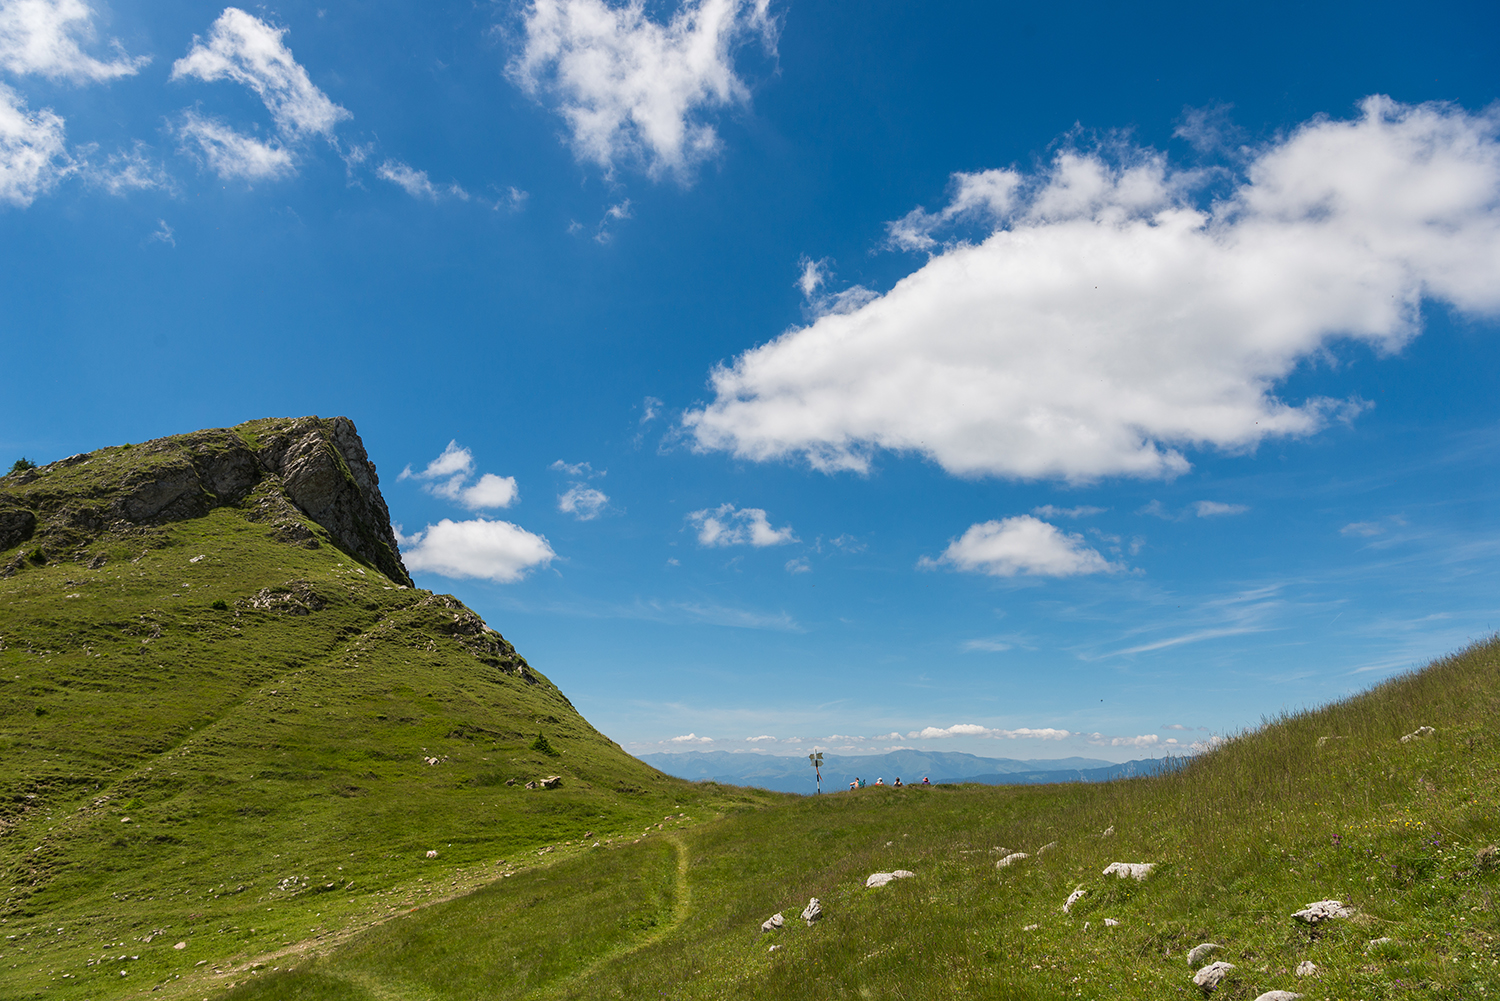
xmin=1063 ymin=888 xmax=1087 ymax=913
xmin=1291 ymin=900 xmax=1353 ymax=924
xmin=1365 ymin=936 xmax=1394 ymax=951
xmin=1186 ymin=943 xmax=1222 ymax=965
xmin=1037 ymin=841 xmax=1059 ymax=854
xmin=1022 ymin=923 xmax=1039 ymax=931
xmin=865 ymin=870 xmax=915 ymax=888
xmin=760 ymin=912 xmax=784 ymax=933
xmin=996 ymin=853 xmax=1030 ymax=868
xmin=1103 ymin=862 xmax=1156 ymax=881
xmin=1400 ymin=726 xmax=1435 ymax=743
xmin=1101 ymin=825 xmax=1115 ymax=837
xmin=801 ymin=898 xmax=822 ymax=926
xmin=1294 ymin=960 xmax=1317 ymax=976
xmin=1104 ymin=918 xmax=1120 ymax=927
xmin=1192 ymin=961 xmax=1235 ymax=991
xmin=1253 ymin=992 xmax=1303 ymax=1001
xmin=425 ymin=850 xmax=438 ymax=858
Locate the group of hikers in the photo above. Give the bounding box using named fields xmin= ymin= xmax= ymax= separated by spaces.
xmin=848 ymin=776 xmax=930 ymax=790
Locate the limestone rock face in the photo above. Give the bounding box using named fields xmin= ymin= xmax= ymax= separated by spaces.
xmin=0 ymin=416 xmax=412 ymax=587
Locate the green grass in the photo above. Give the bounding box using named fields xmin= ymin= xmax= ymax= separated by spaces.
xmin=4 ymin=422 xmax=1498 ymax=1000
xmin=0 ymin=434 xmax=781 ymax=1001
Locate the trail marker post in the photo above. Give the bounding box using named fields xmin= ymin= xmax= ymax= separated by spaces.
xmin=809 ymin=751 xmax=823 ymax=795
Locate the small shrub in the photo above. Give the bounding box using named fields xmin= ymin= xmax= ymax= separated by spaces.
xmin=8 ymin=457 xmax=35 ymax=475
xmin=211 ymin=599 xmax=229 ymax=610
xmin=530 ymin=733 xmax=558 ymax=756
xmin=27 ymin=549 xmax=46 ymax=565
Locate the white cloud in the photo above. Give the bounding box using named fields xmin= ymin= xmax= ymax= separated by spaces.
xmin=0 ymin=0 xmax=149 ymax=83
xmin=1108 ymin=733 xmax=1161 ymax=748
xmin=550 ymin=459 xmax=603 ymax=477
xmin=906 ymin=724 xmax=1072 ymax=741
xmin=684 ymin=98 xmax=1500 ymax=483
xmin=796 ymin=255 xmax=826 ymax=297
xmin=461 ymin=473 xmax=520 ymax=510
xmin=171 ymin=8 xmax=348 ymax=140
xmin=84 ymin=141 xmax=175 ymax=195
xmin=922 ymin=515 xmax=1119 ymax=578
xmin=1162 ymin=723 xmax=1190 ymax=730
xmin=397 ymin=518 xmax=555 ymax=582
xmin=558 ymin=484 xmax=608 ymax=520
xmin=1193 ymin=500 xmax=1248 ymax=517
xmin=784 ymin=557 xmax=809 ymax=574
xmin=962 ymin=637 xmax=1011 ymax=652
xmin=640 ymin=396 xmax=662 ymax=424
xmin=175 ymin=110 xmax=294 ymax=181
xmin=1032 ymin=504 xmax=1106 ymax=519
xmin=146 ymin=218 xmax=173 ymax=246
xmin=744 ymin=734 xmax=776 ymax=742
xmin=1341 ymin=520 xmax=1387 ymax=537
xmin=399 ymin=441 xmax=518 ymax=510
xmin=508 ymin=0 xmax=775 ymax=180
xmin=377 ymin=159 xmax=468 ymax=201
xmin=687 ymin=503 xmax=796 ymax=547
xmin=669 ymin=732 xmax=713 ymax=744
xmin=0 ymin=81 xmax=70 ymax=206
xmin=885 ymin=168 xmax=1022 ymax=252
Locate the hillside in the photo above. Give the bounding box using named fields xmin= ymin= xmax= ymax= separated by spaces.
xmin=0 ymin=417 xmax=781 ymax=1001
xmin=223 ymin=638 xmax=1500 ymax=1000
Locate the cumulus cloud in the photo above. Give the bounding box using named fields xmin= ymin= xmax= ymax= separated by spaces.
xmin=687 ymin=503 xmax=796 ymax=547
xmin=377 ymin=159 xmax=468 ymax=201
xmin=558 ymin=484 xmax=608 ymax=520
xmin=745 ymin=734 xmax=776 ymax=742
xmin=669 ymin=732 xmax=713 ymax=743
xmin=507 ymin=0 xmax=775 ymax=180
xmin=399 ymin=441 xmax=519 ymax=510
xmin=0 ymin=81 xmax=69 ymax=206
xmin=907 ymin=724 xmax=1072 ymax=741
xmin=922 ymin=515 xmax=1119 ymax=578
xmin=172 ymin=8 xmax=348 ymax=141
xmin=0 ymin=0 xmax=149 ymax=83
xmin=174 ymin=110 xmax=293 ymax=181
xmin=397 ymin=518 xmax=555 ymax=582
xmin=551 ymin=459 xmax=601 ymax=477
xmin=684 ymin=98 xmax=1500 ymax=483
xmin=1107 ymin=733 xmax=1162 ymax=748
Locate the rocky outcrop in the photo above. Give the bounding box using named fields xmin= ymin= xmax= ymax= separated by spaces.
xmin=0 ymin=416 xmax=412 ymax=586
xmin=1292 ymin=900 xmax=1353 ymax=924
xmin=1192 ymin=961 xmax=1235 ymax=992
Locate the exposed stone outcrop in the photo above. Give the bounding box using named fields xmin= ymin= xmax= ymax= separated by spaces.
xmin=1292 ymin=900 xmax=1353 ymax=924
xmin=0 ymin=416 xmax=412 ymax=586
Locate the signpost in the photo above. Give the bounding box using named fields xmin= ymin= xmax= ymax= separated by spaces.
xmin=808 ymin=751 xmax=824 ymax=795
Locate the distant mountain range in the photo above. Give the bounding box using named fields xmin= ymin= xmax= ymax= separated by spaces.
xmin=638 ymin=749 xmax=1186 ymax=794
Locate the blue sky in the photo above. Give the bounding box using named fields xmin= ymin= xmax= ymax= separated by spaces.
xmin=3 ymin=0 xmax=1499 ymax=762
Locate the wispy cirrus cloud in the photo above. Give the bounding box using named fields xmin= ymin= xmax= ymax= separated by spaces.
xmin=0 ymin=0 xmax=149 ymax=83
xmin=683 ymin=98 xmax=1500 ymax=483
xmin=377 ymin=159 xmax=469 ymax=201
xmin=507 ymin=0 xmax=776 ymax=181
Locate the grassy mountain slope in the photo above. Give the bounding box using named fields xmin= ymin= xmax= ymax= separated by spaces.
xmin=230 ymin=639 xmax=1499 ymax=1000
xmin=0 ymin=418 xmax=780 ymax=1001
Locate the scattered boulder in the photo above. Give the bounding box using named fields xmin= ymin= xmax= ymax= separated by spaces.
xmin=426 ymin=850 xmax=438 ymax=858
xmin=1101 ymin=825 xmax=1115 ymax=837
xmin=1037 ymin=841 xmax=1059 ymax=854
xmin=1294 ymin=961 xmax=1317 ymax=977
xmin=1063 ymin=888 xmax=1087 ymax=913
xmin=172 ymin=942 xmax=186 ymax=951
xmin=1366 ymin=937 xmax=1394 ymax=952
xmin=524 ymin=781 xmax=537 ymax=790
xmin=1186 ymin=943 xmax=1222 ymax=965
xmin=1192 ymin=961 xmax=1235 ymax=992
xmin=1104 ymin=918 xmax=1120 ymax=927
xmin=768 ymin=944 xmax=781 ymax=953
xmin=1292 ymin=900 xmax=1353 ymax=924
xmin=1103 ymin=862 xmax=1156 ymax=881
xmin=865 ymin=870 xmax=915 ymax=888
xmin=1022 ymin=923 xmax=1039 ymax=931
xmin=760 ymin=912 xmax=784 ymax=933
xmin=996 ymin=852 xmax=1030 ymax=868
xmin=801 ymin=898 xmax=822 ymax=926
xmin=540 ymin=775 xmax=562 ymax=789
xmin=1400 ymin=726 xmax=1435 ymax=743
xmin=1253 ymin=993 xmax=1303 ymax=1001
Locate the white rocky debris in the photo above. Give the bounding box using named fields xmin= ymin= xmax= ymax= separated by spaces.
xmin=425 ymin=850 xmax=438 ymax=858
xmin=1036 ymin=841 xmax=1059 ymax=854
xmin=1101 ymin=825 xmax=1115 ymax=837
xmin=1400 ymin=726 xmax=1435 ymax=743
xmin=760 ymin=912 xmax=784 ymax=933
xmin=1294 ymin=960 xmax=1317 ymax=976
xmin=1103 ymin=862 xmax=1156 ymax=881
xmin=1063 ymin=888 xmax=1086 ymax=913
xmin=1186 ymin=943 xmax=1222 ymax=965
xmin=1104 ymin=918 xmax=1120 ymax=927
xmin=1022 ymin=923 xmax=1039 ymax=931
xmin=996 ymin=852 xmax=1030 ymax=868
xmin=865 ymin=870 xmax=915 ymax=888
xmin=1253 ymin=992 xmax=1303 ymax=1001
xmin=1292 ymin=900 xmax=1353 ymax=924
xmin=801 ymin=897 xmax=822 ymax=926
xmin=1366 ymin=937 xmax=1394 ymax=951
xmin=1193 ymin=961 xmax=1235 ymax=991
